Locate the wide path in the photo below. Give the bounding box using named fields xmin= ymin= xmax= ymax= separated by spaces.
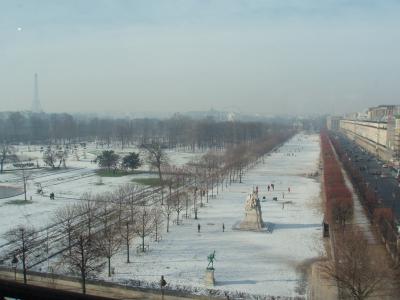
xmin=106 ymin=133 xmax=323 ymax=297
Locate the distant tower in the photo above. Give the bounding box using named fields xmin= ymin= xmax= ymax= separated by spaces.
xmin=31 ymin=73 xmax=43 ymax=113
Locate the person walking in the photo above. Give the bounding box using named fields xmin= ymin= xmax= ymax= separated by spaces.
xmin=267 ymin=185 xmax=270 ymax=192
xmin=222 ymin=223 xmax=225 ymax=232
xmin=198 ymin=224 xmax=201 ymax=233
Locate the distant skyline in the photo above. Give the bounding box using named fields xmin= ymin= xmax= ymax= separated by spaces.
xmin=1 ymin=1 xmax=400 ymax=116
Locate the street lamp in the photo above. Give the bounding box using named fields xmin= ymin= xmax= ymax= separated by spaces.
xmin=160 ymin=275 xmax=167 ymax=300
xmin=12 ymin=255 xmax=18 ymax=281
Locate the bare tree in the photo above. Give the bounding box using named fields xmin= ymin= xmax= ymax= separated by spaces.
xmin=120 ymin=220 xmax=135 ymax=263
xmin=134 ymin=203 xmax=154 ymax=252
xmin=4 ymin=225 xmax=37 ymax=284
xmin=43 ymin=146 xmax=67 ymax=169
xmin=140 ymin=142 xmax=169 ymax=183
xmin=192 ymin=187 xmax=199 ymax=220
xmin=20 ymin=169 xmax=31 ymax=202
xmin=173 ymin=190 xmax=184 ymax=225
xmin=331 ymin=198 xmax=353 ymax=227
xmin=112 ymin=186 xmax=128 ymax=226
xmin=202 ymin=151 xmax=221 ymax=198
xmin=96 ymin=224 xmax=121 ymax=277
xmin=152 ymin=206 xmax=164 ymax=242
xmin=0 ymin=142 xmax=17 ymax=173
xmin=183 ymin=191 xmax=190 ymax=219
xmin=232 ymin=144 xmax=249 ymax=183
xmin=123 ymin=184 xmax=139 ymax=223
xmin=162 ymin=179 xmax=176 ymax=233
xmin=322 ymin=227 xmax=389 ymax=300
xmin=54 ymin=204 xmax=78 ymax=255
xmin=62 ymin=231 xmax=105 ymax=294
xmin=78 ymin=194 xmax=98 ymax=238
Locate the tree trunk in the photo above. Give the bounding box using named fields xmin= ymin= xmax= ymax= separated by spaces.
xmin=80 ymin=237 xmax=86 ymax=294
xmin=68 ymin=230 xmax=71 ymax=255
xmin=81 ymin=270 xmax=86 ymax=294
xmin=126 ymin=223 xmax=130 ymax=263
xmin=185 ymin=197 xmax=188 ymax=218
xmin=108 ymin=257 xmax=111 ymax=277
xmin=126 ymin=239 xmax=130 ymax=263
xmin=21 ymin=232 xmax=27 ymax=284
xmin=142 ymin=214 xmax=145 ymax=252
xmin=22 ymin=252 xmax=27 ymax=284
xmin=23 ymin=178 xmax=27 ymax=201
xmin=167 ymin=214 xmax=170 ymax=232
xmin=211 ymin=177 xmax=214 ymax=198
xmin=206 ymin=184 xmax=209 ymax=203
xmin=157 ymin=165 xmax=162 ymax=183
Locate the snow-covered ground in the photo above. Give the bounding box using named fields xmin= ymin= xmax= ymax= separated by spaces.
xmin=104 ymin=133 xmax=323 ymax=297
xmin=0 ymin=134 xmax=323 ymax=297
xmin=0 ymin=144 xmax=200 ymax=244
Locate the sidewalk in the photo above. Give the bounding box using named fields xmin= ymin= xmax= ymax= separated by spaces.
xmin=339 ymin=150 xmax=400 ymax=299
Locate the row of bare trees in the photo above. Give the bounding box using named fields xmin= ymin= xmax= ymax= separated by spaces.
xmin=321 ymin=227 xmax=390 ymax=300
xmin=321 ymin=132 xmax=393 ymax=300
xmin=0 ymin=111 xmax=293 ymax=149
xmin=330 ymin=132 xmax=399 ymax=261
xmin=320 ymin=131 xmax=353 ymax=226
xmin=55 ymin=188 xmax=162 ymax=293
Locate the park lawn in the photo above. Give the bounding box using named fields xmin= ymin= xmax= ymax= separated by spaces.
xmin=5 ymin=200 xmax=34 ymax=205
xmin=95 ymin=169 xmax=147 ymax=177
xmin=131 ymin=177 xmax=162 ymax=186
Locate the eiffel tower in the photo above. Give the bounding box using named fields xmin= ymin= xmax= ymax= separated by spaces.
xmin=31 ymin=73 xmax=43 ymax=113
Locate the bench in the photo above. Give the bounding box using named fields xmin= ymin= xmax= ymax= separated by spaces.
xmin=136 ymin=244 xmax=149 ymax=253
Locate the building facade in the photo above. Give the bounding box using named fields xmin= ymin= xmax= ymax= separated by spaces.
xmin=329 ymin=105 xmax=400 ymax=165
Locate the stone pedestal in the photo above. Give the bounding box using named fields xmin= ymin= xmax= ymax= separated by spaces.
xmin=204 ymin=269 xmax=215 ymax=286
xmin=240 ymin=209 xmax=264 ymax=230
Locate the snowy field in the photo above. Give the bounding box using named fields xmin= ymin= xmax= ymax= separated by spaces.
xmin=0 ymin=144 xmax=200 ymax=244
xmin=104 ymin=133 xmax=323 ymax=297
xmin=0 ymin=134 xmax=323 ymax=297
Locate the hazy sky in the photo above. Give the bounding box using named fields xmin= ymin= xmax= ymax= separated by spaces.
xmin=1 ymin=0 xmax=400 ymax=116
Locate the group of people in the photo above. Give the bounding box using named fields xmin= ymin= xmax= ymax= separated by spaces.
xmin=266 ymin=184 xmax=291 ymax=193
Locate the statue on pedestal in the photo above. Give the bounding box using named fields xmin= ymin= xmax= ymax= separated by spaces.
xmin=207 ymin=250 xmax=216 ymax=270
xmin=239 ymin=192 xmax=265 ymax=231
xmin=205 ymin=250 xmax=216 ymax=286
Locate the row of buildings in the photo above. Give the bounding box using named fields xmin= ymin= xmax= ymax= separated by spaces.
xmin=327 ymin=105 xmax=400 ymax=165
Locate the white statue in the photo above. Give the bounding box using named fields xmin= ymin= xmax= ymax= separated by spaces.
xmin=239 ymin=191 xmax=265 ymax=231
xmin=244 ymin=193 xmax=258 ymax=211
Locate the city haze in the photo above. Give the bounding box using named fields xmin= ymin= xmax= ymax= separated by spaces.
xmin=1 ymin=0 xmax=400 ymax=115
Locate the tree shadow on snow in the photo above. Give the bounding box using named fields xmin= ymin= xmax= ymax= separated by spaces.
xmin=274 ymin=223 xmax=321 ymax=230
xmin=217 ymin=279 xmax=257 ymax=286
